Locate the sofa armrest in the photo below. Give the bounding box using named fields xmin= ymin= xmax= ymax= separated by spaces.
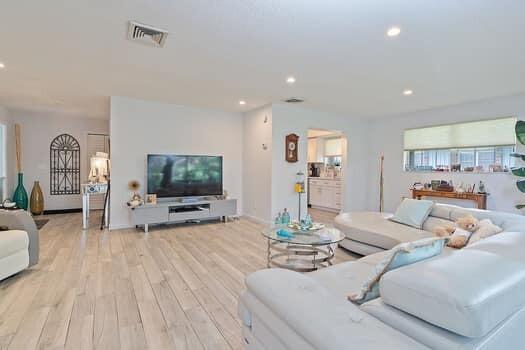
xmin=0 ymin=211 xmax=39 ymax=266
xmin=244 ymin=268 xmax=427 ymax=350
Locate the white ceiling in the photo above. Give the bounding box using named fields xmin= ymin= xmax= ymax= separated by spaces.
xmin=1 ymin=0 xmax=525 ymax=119
xmin=307 ymin=129 xmax=341 ymax=138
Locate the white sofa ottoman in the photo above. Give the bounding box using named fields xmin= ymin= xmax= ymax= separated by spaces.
xmin=0 ymin=230 xmax=29 ymax=281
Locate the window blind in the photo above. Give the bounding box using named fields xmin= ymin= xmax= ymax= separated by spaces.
xmin=324 ymin=138 xmax=342 ymax=156
xmin=404 ymin=117 xmax=516 ymax=151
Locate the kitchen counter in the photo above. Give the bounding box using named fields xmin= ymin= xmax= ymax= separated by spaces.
xmin=308 ymin=177 xmax=341 ymax=181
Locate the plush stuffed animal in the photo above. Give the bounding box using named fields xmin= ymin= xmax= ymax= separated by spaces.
xmin=433 ymin=215 xmax=479 ymax=249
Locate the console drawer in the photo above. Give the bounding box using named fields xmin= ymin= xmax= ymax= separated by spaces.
xmin=169 ymin=208 xmax=211 ymax=222
xmin=132 ymin=206 xmax=169 ymax=224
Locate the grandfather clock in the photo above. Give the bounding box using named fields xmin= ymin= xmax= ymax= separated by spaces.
xmin=285 ymin=133 xmax=299 ymax=163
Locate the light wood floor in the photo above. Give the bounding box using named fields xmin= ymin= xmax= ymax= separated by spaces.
xmin=0 ymin=212 xmax=355 ymax=350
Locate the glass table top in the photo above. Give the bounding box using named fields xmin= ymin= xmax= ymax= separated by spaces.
xmin=262 ymin=224 xmax=345 ymax=246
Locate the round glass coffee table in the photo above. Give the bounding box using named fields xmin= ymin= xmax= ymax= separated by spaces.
xmin=262 ymin=224 xmax=345 ymax=272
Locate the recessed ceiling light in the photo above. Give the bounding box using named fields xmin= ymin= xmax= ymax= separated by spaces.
xmin=239 ymin=100 xmax=246 ymax=105
xmin=0 ymin=62 xmax=5 ymax=69
xmin=403 ymin=89 xmax=413 ymax=96
xmin=387 ymin=26 xmax=401 ymax=37
xmin=286 ymin=76 xmax=296 ymax=84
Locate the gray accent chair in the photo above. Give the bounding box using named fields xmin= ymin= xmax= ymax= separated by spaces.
xmin=0 ymin=210 xmax=39 ymax=266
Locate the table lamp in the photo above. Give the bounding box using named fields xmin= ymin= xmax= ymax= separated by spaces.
xmin=89 ymin=152 xmax=110 ymax=183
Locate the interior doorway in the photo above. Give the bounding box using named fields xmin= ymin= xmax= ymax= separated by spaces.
xmin=306 ymin=128 xmax=346 ymax=224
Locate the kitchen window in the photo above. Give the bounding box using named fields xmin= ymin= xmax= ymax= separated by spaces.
xmin=403 ymin=117 xmax=516 ymax=173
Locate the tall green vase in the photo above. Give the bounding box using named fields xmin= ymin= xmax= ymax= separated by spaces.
xmin=13 ymin=173 xmax=28 ymax=210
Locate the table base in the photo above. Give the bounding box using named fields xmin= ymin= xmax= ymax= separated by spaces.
xmin=266 ymin=240 xmax=335 ymax=272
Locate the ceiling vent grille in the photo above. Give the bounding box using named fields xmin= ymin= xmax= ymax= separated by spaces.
xmin=284 ymin=97 xmax=305 ymax=103
xmin=128 ymin=21 xmax=168 ymax=48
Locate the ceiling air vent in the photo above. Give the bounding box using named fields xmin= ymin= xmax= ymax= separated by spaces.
xmin=128 ymin=21 xmax=168 ymax=48
xmin=284 ymin=97 xmax=305 ymax=103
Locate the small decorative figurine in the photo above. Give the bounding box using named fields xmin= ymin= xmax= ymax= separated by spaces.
xmin=478 ymin=181 xmax=487 ymax=194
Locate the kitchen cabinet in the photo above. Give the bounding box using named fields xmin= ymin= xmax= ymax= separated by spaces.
xmin=307 ymin=138 xmax=325 ymax=163
xmin=308 ymin=178 xmax=341 ymax=211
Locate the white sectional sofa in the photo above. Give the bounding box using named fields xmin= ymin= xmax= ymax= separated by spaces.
xmin=238 ymin=204 xmax=525 ymax=349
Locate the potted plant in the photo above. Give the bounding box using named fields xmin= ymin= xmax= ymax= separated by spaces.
xmin=511 ymin=120 xmax=525 ymax=209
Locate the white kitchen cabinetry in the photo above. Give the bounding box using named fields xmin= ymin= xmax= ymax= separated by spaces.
xmin=308 ymin=178 xmax=341 ymax=211
xmin=307 ymin=138 xmax=325 ymax=163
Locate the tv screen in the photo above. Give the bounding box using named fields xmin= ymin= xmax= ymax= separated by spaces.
xmin=147 ymin=155 xmax=223 ymax=197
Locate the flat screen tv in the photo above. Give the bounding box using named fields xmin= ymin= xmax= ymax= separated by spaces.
xmin=147 ymin=154 xmax=223 ymax=198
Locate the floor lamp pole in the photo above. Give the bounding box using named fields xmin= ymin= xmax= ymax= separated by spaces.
xmin=101 ymin=179 xmax=110 ymax=230
xmin=379 ymin=155 xmax=384 ymax=212
xmin=298 ymin=192 xmax=302 ymax=220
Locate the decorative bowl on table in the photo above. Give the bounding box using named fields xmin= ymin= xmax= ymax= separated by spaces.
xmin=287 ymin=221 xmax=325 ymax=232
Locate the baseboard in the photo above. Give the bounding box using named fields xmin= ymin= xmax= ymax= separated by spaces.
xmin=109 ymin=223 xmax=134 ymax=231
xmin=43 ymin=208 xmax=82 ymax=215
xmin=242 ymin=214 xmax=270 ymax=225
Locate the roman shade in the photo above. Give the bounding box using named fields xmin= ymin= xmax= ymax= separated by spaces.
xmin=324 ymin=138 xmax=343 ymax=156
xmin=404 ymin=117 xmax=516 ymax=151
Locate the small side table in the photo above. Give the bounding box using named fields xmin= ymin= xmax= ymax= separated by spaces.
xmin=82 ymin=183 xmax=109 ymax=229
xmin=262 ymin=225 xmax=345 ymax=272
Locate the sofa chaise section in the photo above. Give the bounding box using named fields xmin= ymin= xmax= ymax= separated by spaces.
xmin=335 ymin=211 xmax=433 ymax=254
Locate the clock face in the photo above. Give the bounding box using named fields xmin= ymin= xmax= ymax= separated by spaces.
xmin=288 ymin=142 xmax=296 ymax=151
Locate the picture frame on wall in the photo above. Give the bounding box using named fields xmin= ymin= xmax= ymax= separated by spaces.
xmin=146 ymin=193 xmax=157 ymax=205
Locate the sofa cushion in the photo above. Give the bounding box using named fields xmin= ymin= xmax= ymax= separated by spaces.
xmin=0 ymin=230 xmax=29 ymax=259
xmin=429 ymin=204 xmax=525 ymax=233
xmin=244 ymin=268 xmax=428 ymax=350
xmin=348 ymin=237 xmax=446 ymax=304
xmin=389 ymin=199 xmax=434 ymax=229
xmin=421 ymin=216 xmax=454 ymax=233
xmin=309 ymin=261 xmax=377 ymax=299
xmin=468 ymin=219 xmax=503 ymax=245
xmin=429 ymin=203 xmax=454 ymax=220
xmin=361 ymin=298 xmax=525 ymax=350
xmin=448 ymin=206 xmax=525 ymax=232
xmin=335 ymin=212 xmax=433 ymax=250
xmin=466 ymin=231 xmax=525 ymax=262
xmin=380 ymin=249 xmax=525 ymax=338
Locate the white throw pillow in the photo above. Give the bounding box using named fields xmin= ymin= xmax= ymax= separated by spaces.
xmin=468 ymin=219 xmax=503 ymax=245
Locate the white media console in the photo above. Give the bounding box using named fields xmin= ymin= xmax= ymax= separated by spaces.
xmin=130 ymin=197 xmax=237 ymax=233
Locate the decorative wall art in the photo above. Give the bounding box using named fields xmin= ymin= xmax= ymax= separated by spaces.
xmin=50 ymin=134 xmax=81 ymax=195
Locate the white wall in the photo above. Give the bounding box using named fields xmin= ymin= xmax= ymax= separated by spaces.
xmin=8 ymin=109 xmax=109 ymax=210
xmin=270 ymin=103 xmax=370 ymax=221
xmin=242 ymin=105 xmax=272 ymax=222
xmin=109 ymin=96 xmax=243 ymax=229
xmin=367 ymin=94 xmax=525 ymax=214
xmin=0 ymin=106 xmax=14 ymax=200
